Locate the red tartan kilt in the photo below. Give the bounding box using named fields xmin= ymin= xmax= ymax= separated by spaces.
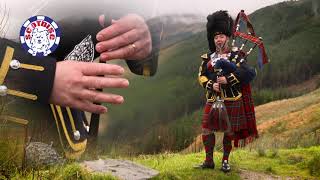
xmin=201 ymin=85 xmax=258 ymax=146
xmin=203 ymin=100 xmax=248 ymax=132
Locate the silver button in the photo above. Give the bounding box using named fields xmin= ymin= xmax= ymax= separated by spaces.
xmin=10 ymin=59 xmax=20 ymax=70
xmin=73 ymin=130 xmax=80 ymax=141
xmin=85 ymin=125 xmax=90 ymax=132
xmin=0 ymin=85 xmax=8 ymax=96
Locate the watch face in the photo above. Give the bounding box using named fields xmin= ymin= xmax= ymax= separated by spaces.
xmin=20 ymin=15 xmax=61 ymax=57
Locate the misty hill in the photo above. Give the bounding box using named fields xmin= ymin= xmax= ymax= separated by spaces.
xmin=157 ymin=14 xmax=205 ymax=49
xmin=99 ymin=0 xmax=320 ymax=154
xmin=249 ymin=0 xmax=320 ymax=90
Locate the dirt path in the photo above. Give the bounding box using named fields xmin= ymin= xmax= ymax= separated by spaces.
xmin=239 ymin=169 xmax=294 ymax=180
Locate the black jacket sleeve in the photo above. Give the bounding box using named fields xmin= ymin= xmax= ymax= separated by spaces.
xmin=198 ymin=54 xmax=217 ymax=91
xmin=125 ymin=18 xmax=161 ymax=76
xmin=50 ymin=11 xmax=160 ymax=76
xmin=0 ymin=38 xmax=56 ymax=104
xmin=226 ymin=62 xmax=256 ymax=86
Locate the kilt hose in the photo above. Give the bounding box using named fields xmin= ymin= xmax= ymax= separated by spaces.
xmin=201 ymin=84 xmax=258 ymax=163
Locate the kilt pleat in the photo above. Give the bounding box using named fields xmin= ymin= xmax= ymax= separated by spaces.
xmin=201 ymin=84 xmax=258 ymax=147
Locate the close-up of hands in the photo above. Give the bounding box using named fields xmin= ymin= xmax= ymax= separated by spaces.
xmin=49 ymin=61 xmax=129 ymax=114
xmin=96 ymin=14 xmax=152 ymax=61
xmin=49 ymin=14 xmax=155 ymax=114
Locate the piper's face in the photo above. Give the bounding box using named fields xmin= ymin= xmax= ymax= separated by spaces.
xmin=214 ymin=34 xmax=229 ymax=48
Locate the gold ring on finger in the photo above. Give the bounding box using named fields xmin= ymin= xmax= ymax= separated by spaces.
xmin=131 ymin=43 xmax=136 ymax=51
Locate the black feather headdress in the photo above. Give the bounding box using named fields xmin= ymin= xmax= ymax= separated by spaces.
xmin=206 ymin=10 xmax=233 ymax=52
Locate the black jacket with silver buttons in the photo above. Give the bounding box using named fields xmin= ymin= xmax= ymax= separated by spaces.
xmin=0 ymin=1 xmax=161 ymax=160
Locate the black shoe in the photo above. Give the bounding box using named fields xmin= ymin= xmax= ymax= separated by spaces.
xmin=194 ymin=161 xmax=215 ymax=169
xmin=221 ymin=160 xmax=231 ymax=172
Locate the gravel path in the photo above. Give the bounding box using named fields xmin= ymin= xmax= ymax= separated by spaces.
xmin=239 ymin=169 xmax=295 ymax=180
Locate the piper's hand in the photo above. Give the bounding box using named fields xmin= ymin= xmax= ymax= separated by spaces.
xmin=213 ymin=83 xmax=220 ymax=92
xmin=96 ymin=14 xmax=152 ymax=61
xmin=49 ymin=61 xmax=129 ymax=114
xmin=217 ymin=76 xmax=227 ymax=84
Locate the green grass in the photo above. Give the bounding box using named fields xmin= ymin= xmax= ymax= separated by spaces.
xmin=4 ymin=163 xmax=118 ymax=180
xmin=134 ymin=153 xmax=240 ymax=180
xmin=4 ymin=146 xmax=320 ymax=179
xmin=134 ymin=146 xmax=320 ymax=180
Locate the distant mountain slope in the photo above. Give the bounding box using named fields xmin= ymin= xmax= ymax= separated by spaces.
xmin=249 ymin=0 xmax=320 ymax=89
xmin=100 ymin=32 xmax=207 ymax=142
xmin=254 ymin=88 xmax=320 ymax=149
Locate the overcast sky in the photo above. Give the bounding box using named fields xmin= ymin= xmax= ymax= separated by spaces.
xmin=2 ymin=0 xmax=287 ymax=39
xmin=4 ymin=0 xmax=287 ymax=17
xmin=153 ymin=0 xmax=288 ymax=16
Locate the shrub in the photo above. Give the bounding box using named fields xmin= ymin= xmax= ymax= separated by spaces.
xmin=308 ymin=153 xmax=320 ymax=177
xmin=257 ymin=148 xmax=266 ymax=157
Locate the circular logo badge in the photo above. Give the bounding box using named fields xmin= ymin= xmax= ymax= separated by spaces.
xmin=20 ymin=15 xmax=61 ymax=57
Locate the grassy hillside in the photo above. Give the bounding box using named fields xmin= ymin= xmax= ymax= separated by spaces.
xmin=249 ymin=0 xmax=320 ymax=89
xmin=97 ymin=0 xmax=320 ymax=154
xmin=5 ymin=146 xmax=320 ymax=179
xmin=252 ymin=89 xmax=320 ymax=151
xmin=99 ymin=32 xmax=208 ymax=149
xmin=135 ymin=146 xmax=320 ymax=179
xmin=183 ymin=87 xmax=320 ymax=155
xmin=4 ymin=88 xmax=320 ymax=180
xmin=3 ymin=0 xmax=320 ymax=179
